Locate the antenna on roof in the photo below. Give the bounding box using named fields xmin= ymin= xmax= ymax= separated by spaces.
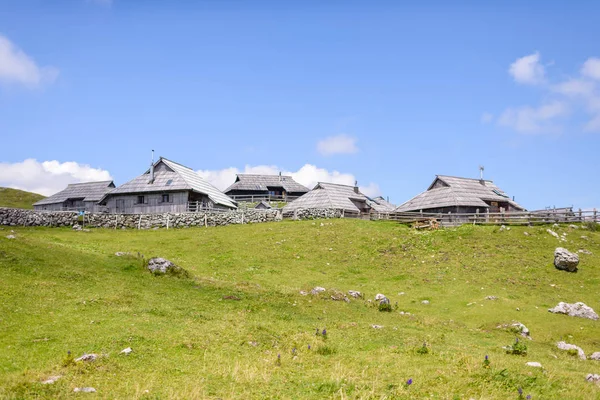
xmin=479 ymin=165 xmax=485 ymax=180
xmin=149 ymin=150 xmax=155 ymax=184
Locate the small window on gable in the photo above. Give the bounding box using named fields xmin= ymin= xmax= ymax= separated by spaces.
xmin=162 ymin=194 xmax=170 ymax=203
xmin=166 ymin=179 xmax=173 ymax=186
xmin=492 ymin=189 xmax=509 ymax=198
xmin=137 ymin=195 xmax=145 ymax=204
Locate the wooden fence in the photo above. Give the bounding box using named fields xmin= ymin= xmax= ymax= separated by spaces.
xmin=372 ymin=208 xmax=599 ymax=226
xmin=228 ymin=194 xmax=302 ymax=203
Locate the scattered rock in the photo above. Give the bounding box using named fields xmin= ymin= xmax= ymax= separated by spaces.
xmin=421 ymin=300 xmax=430 ymax=305
xmin=372 ymin=324 xmax=384 ymax=329
xmin=115 ymin=252 xmax=130 ymax=257
xmin=547 ymin=229 xmax=559 ymax=239
xmin=41 ymin=375 xmax=61 ymax=385
xmin=248 ymin=341 xmax=258 ymax=347
xmin=73 ymin=387 xmax=96 ymax=393
xmin=330 ymin=291 xmax=350 ymax=303
xmin=578 ymin=249 xmax=592 ymax=255
xmin=569 ymin=224 xmax=579 ymax=229
xmin=524 ymin=232 xmax=530 ymax=236
xmin=75 ymin=353 xmax=97 ymax=362
xmin=526 ymin=362 xmax=542 ymax=368
xmin=398 ymin=311 xmax=411 ymax=315
xmin=485 ymin=296 xmax=498 ymax=301
xmin=299 ymin=290 xmax=308 ymax=296
xmin=589 ymin=352 xmax=600 ymax=361
xmin=310 ymin=287 xmax=326 ymax=295
xmin=554 ymin=247 xmax=579 ymax=272
xmin=585 ymin=374 xmax=600 ymax=384
xmin=557 ymin=341 xmax=586 ymax=360
xmin=374 ymin=293 xmax=388 ymax=302
xmin=500 ymin=225 xmax=507 ymax=231
xmin=581 ymin=236 xmax=589 ymax=240
xmin=512 ymin=322 xmax=531 ymax=339
xmin=5 ymin=234 xmax=15 ymax=239
xmin=348 ymin=290 xmax=362 ymax=299
xmin=147 ymin=257 xmax=185 ymax=276
xmin=72 ymin=224 xmax=82 ymax=231
xmin=549 ymin=302 xmax=599 ymax=320
xmin=120 ymin=347 xmax=132 ymax=355
xmin=553 ymin=223 xmax=559 ymax=228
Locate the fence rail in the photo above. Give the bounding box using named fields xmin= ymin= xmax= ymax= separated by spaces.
xmin=372 ymin=209 xmax=599 ymax=226
xmin=228 ymin=194 xmax=302 ymax=203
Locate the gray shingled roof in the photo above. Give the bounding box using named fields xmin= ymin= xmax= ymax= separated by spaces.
xmin=367 ymin=196 xmax=397 ymax=212
xmin=282 ymin=182 xmax=368 ymax=213
xmin=34 ymin=181 xmax=115 ymax=206
xmin=395 ymin=175 xmax=524 ymax=212
xmin=224 ymin=174 xmax=309 ymax=194
xmin=105 ymin=158 xmax=236 ymax=209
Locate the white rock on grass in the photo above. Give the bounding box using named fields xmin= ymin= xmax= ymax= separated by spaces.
xmin=557 ymin=341 xmax=586 ymax=360
xmin=547 ymin=229 xmax=559 ymax=238
xmin=371 ymin=325 xmax=384 ymax=329
xmin=526 ymin=362 xmax=542 ymax=368
xmin=41 ymin=375 xmax=62 ymax=385
xmin=375 ymin=293 xmax=387 ymax=302
xmin=578 ymin=249 xmax=593 ymax=255
xmin=73 ymin=387 xmax=96 ymax=393
xmin=485 ymin=296 xmax=498 ymax=300
xmin=586 ymin=374 xmax=600 ymax=384
xmin=348 ymin=290 xmax=362 ymax=299
xmin=512 ymin=322 xmax=531 ymax=339
xmin=589 ymin=352 xmax=600 ymax=361
xmin=421 ymin=300 xmax=430 ymax=305
xmin=147 ymin=258 xmax=182 ymax=275
xmin=310 ymin=287 xmax=326 ymax=295
xmin=549 ymin=302 xmax=599 ymax=320
xmin=299 ymin=290 xmax=308 ymax=296
xmin=120 ymin=347 xmax=132 ymax=355
xmin=5 ymin=235 xmax=15 ymax=239
xmin=115 ymin=252 xmax=130 ymax=257
xmin=554 ymin=248 xmax=579 ymax=272
xmin=75 ymin=353 xmax=97 ymax=362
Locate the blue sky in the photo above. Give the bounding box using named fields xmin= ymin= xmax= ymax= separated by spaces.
xmin=1 ymin=1 xmax=599 ymax=210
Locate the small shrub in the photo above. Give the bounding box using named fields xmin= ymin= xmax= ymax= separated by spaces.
xmin=378 ymin=302 xmax=392 ymax=312
xmin=585 ymin=221 xmax=598 ymax=231
xmin=483 ymin=355 xmax=490 ymax=368
xmin=504 ymin=338 xmax=527 ymax=356
xmin=416 ymin=342 xmax=429 ymax=354
xmin=316 ymin=345 xmax=336 ymax=356
xmin=62 ymin=351 xmax=75 ymax=367
xmin=567 ymin=349 xmax=580 ymax=357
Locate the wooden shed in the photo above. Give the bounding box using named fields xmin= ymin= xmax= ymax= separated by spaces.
xmin=99 ymin=157 xmax=236 ymax=214
xmin=395 ymin=175 xmax=525 ymax=214
xmin=224 ymin=173 xmax=309 ymax=202
xmin=33 ymin=181 xmax=115 ymax=212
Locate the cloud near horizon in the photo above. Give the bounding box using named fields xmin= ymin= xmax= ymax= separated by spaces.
xmin=197 ymin=163 xmax=381 ymax=197
xmin=316 ymin=134 xmax=359 ymax=156
xmin=0 ymin=159 xmax=112 ymax=196
xmin=495 ymin=52 xmax=600 ymax=134
xmin=0 ymin=34 xmax=59 ymax=87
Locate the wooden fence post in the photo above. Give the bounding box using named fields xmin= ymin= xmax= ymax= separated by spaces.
xmin=578 ymin=208 xmax=582 ymax=222
xmin=594 ymin=208 xmax=597 ymax=222
xmin=115 ymin=214 xmax=118 ymax=229
xmin=137 ymin=215 xmax=142 ymax=230
xmin=166 ymin=214 xmax=170 ymax=230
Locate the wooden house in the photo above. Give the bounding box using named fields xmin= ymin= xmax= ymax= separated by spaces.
xmin=282 ymin=182 xmax=372 ymax=216
xmin=99 ymin=157 xmax=236 ymax=214
xmin=395 ymin=175 xmax=525 ymax=214
xmin=224 ymin=173 xmax=309 ymax=201
xmin=33 ymin=181 xmax=115 ymax=212
xmin=367 ymin=196 xmax=396 ymax=212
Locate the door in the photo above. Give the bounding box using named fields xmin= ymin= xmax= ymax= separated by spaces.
xmin=116 ymin=199 xmax=125 ymax=214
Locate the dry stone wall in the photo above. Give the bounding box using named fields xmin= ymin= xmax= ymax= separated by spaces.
xmin=0 ymin=207 xmax=283 ymax=229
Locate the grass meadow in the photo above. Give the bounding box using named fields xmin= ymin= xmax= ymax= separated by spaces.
xmin=0 ymin=219 xmax=599 ymax=399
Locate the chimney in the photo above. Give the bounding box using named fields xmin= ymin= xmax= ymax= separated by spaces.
xmin=279 ymin=171 xmax=282 ymax=182
xmin=149 ymin=150 xmax=155 ymax=184
xmin=354 ymin=180 xmax=359 ymax=194
xmin=479 ymin=165 xmax=485 ymax=185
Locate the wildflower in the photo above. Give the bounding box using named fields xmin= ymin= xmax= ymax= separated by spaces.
xmin=308 ymin=344 xmax=311 ymax=350
xmin=518 ymin=387 xmax=523 ymax=397
xmin=526 ymin=395 xmax=531 ymax=400
xmin=483 ymin=354 xmax=490 ymax=368
xmin=292 ymin=348 xmax=296 ymax=354
xmin=406 ymin=378 xmax=413 ymax=386
xmin=276 ymin=353 xmax=281 ymax=366
xmin=322 ymin=329 xmax=327 ymax=336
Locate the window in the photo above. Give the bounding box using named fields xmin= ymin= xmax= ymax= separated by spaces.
xmin=492 ymin=189 xmax=509 ymax=198
xmin=162 ymin=194 xmax=170 ymax=203
xmin=137 ymin=195 xmax=145 ymax=204
xmin=166 ymin=179 xmax=173 ymax=186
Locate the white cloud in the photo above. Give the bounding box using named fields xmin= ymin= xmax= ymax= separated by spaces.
xmin=316 ymin=134 xmax=359 ymax=156
xmin=480 ymin=112 xmax=494 ymax=124
xmin=552 ymin=79 xmax=596 ymax=97
xmin=0 ymin=34 xmax=59 ymax=87
xmin=197 ymin=163 xmax=381 ymax=197
xmin=497 ymin=101 xmax=568 ymax=134
xmin=509 ymin=52 xmax=545 ymax=85
xmin=581 ymin=57 xmax=600 ymax=80
xmin=0 ymin=159 xmax=112 ymax=196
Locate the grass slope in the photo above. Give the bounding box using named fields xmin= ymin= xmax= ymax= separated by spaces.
xmin=0 ymin=220 xmax=599 ymax=399
xmin=0 ymin=187 xmax=45 ymax=209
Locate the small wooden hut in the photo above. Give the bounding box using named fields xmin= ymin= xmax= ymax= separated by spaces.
xmin=282 ymin=182 xmax=372 ymax=216
xmin=33 ymin=181 xmax=115 ymax=212
xmin=224 ymin=173 xmax=309 ymax=202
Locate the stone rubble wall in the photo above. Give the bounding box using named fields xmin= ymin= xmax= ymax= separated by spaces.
xmin=0 ymin=207 xmax=284 ymax=229
xmin=282 ymin=208 xmax=345 ymax=220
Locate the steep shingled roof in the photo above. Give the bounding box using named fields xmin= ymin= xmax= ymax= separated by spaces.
xmin=395 ymin=175 xmax=524 ymax=212
xmin=34 ymin=181 xmax=115 ymax=206
xmin=367 ymin=196 xmax=396 ymax=212
xmin=224 ymin=174 xmax=309 ymax=194
xmin=104 ymin=157 xmax=236 ymax=209
xmin=282 ymin=182 xmax=368 ymax=213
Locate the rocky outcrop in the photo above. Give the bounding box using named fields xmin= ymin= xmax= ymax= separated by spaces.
xmin=557 ymin=341 xmax=586 ymax=360
xmin=549 ymin=302 xmax=599 ymax=320
xmin=554 ymin=247 xmax=579 ymax=272
xmin=147 ymin=258 xmax=186 ymax=276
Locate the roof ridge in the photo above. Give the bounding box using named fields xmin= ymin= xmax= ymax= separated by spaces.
xmin=437 ymin=174 xmax=494 ymax=183
xmin=67 ymin=180 xmax=113 ymax=186
xmin=159 ymin=157 xmax=194 ymax=171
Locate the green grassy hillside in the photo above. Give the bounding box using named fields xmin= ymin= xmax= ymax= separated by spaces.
xmin=0 ymin=220 xmax=599 ymax=399
xmin=0 ymin=187 xmax=45 ymax=209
